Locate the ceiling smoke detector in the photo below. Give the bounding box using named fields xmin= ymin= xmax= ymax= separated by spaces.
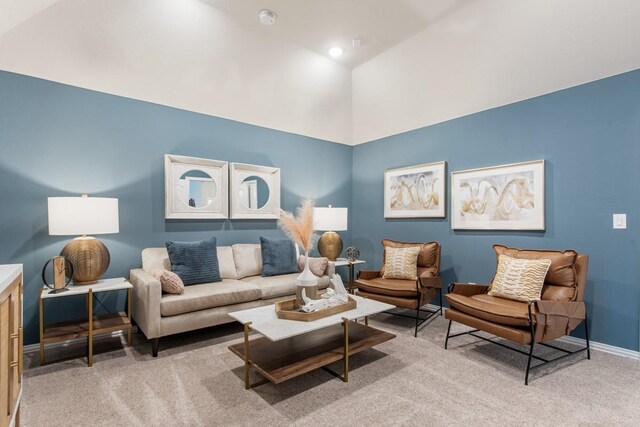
xmin=258 ymin=9 xmax=277 ymax=25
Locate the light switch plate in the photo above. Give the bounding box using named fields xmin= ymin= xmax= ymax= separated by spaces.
xmin=613 ymin=214 xmax=627 ymax=229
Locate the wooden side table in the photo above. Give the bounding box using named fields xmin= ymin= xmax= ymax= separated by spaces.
xmin=39 ymin=278 xmax=132 ymax=367
xmin=333 ymin=259 xmax=365 ymax=293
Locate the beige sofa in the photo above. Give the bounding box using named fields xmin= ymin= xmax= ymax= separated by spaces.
xmin=129 ymin=243 xmax=334 ymax=356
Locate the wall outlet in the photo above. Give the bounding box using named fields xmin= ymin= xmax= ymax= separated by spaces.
xmin=613 ymin=214 xmax=627 ymax=229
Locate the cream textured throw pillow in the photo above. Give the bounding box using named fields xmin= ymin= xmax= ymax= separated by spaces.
xmin=151 ymin=269 xmax=185 ymax=295
xmin=382 ymin=246 xmax=420 ymax=280
xmin=297 ymin=256 xmax=329 ymax=277
xmin=488 ymin=255 xmax=552 ymax=302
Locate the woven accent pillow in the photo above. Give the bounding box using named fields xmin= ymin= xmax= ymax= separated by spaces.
xmin=166 ymin=237 xmax=221 ymax=285
xmin=151 ymin=269 xmax=185 ymax=295
xmin=488 ymin=255 xmax=552 ymax=302
xmin=382 ymin=246 xmax=420 ymax=280
xmin=297 ymin=256 xmax=329 ymax=277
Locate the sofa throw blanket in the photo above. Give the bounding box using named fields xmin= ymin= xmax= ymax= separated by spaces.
xmin=260 ymin=237 xmax=299 ymax=277
xmin=166 ymin=237 xmax=221 ymax=285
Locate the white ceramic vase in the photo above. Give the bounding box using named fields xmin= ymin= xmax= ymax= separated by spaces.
xmin=296 ymin=251 xmax=318 ymax=306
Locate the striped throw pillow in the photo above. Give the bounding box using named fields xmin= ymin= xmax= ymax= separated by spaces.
xmin=382 ymin=246 xmax=421 ymax=280
xmin=488 ymin=255 xmax=552 ymax=302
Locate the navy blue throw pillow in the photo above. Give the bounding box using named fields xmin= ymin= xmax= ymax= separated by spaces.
xmin=260 ymin=237 xmax=299 ymax=277
xmin=165 ymin=237 xmax=221 ymax=285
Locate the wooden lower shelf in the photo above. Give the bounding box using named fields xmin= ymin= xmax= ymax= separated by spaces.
xmin=228 ymin=322 xmax=395 ymax=384
xmin=42 ymin=312 xmax=131 ymax=344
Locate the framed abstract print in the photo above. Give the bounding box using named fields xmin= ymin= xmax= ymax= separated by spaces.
xmin=384 ymin=161 xmax=446 ymax=218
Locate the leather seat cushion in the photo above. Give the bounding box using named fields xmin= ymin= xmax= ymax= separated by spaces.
xmin=243 ymin=273 xmax=330 ymax=300
xmin=356 ymin=290 xmax=418 ymax=309
xmin=445 ymin=293 xmax=535 ymax=327
xmin=161 ymin=279 xmax=260 ymax=317
xmin=356 ymin=278 xmax=417 ymax=298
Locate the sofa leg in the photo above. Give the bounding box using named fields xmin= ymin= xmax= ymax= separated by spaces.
xmin=151 ymin=338 xmax=160 ymax=357
xmin=445 ymin=319 xmax=452 ymax=349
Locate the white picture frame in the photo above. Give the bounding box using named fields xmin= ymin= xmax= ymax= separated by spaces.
xmin=384 ymin=161 xmax=446 ymax=218
xmin=164 ymin=154 xmax=228 ymax=219
xmin=230 ymin=162 xmax=281 ymax=219
xmin=451 ymin=159 xmax=545 ymax=230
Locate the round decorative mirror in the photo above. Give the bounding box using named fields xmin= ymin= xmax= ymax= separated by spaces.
xmin=239 ymin=175 xmax=270 ymax=210
xmin=178 ymin=170 xmax=217 ymax=209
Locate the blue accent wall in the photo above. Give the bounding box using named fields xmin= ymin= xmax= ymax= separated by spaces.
xmin=0 ymin=71 xmax=353 ymax=345
xmin=352 ymin=69 xmax=640 ymax=351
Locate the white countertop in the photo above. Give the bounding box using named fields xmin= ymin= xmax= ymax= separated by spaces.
xmin=0 ymin=264 xmax=22 ymax=295
xmin=229 ymin=295 xmax=394 ymax=342
xmin=42 ymin=277 xmax=132 ymax=299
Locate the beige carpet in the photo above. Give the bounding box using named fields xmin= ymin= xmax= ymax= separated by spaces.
xmin=22 ymin=313 xmax=640 ymax=426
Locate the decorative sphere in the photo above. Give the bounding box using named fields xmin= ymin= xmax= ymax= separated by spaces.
xmin=345 ymin=246 xmax=360 ymax=262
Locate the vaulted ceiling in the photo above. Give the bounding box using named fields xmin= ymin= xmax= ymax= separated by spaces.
xmin=1 ymin=0 xmax=639 ymax=145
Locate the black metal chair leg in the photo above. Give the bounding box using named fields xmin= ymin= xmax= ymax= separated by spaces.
xmin=414 ymin=307 xmax=421 ymax=337
xmin=445 ymin=319 xmax=452 ymax=349
xmin=525 ymin=323 xmax=537 ymax=386
xmin=439 ymin=288 xmax=443 ymax=316
xmin=584 ymin=308 xmax=591 ymax=360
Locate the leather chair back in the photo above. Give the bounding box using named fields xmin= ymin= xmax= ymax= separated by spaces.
xmin=492 ymin=245 xmax=588 ymax=302
xmin=381 ymin=239 xmax=440 ymax=278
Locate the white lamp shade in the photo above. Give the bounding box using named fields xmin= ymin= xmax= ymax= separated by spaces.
xmin=313 ymin=207 xmax=348 ymax=231
xmin=48 ymin=196 xmax=119 ymax=236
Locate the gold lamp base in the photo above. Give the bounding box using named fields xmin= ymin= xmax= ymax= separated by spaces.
xmin=318 ymin=231 xmax=343 ymax=261
xmin=60 ymin=236 xmax=110 ymax=285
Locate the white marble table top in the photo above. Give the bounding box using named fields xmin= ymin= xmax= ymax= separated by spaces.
xmin=0 ymin=264 xmax=22 ymax=295
xmin=41 ymin=277 xmax=132 ymax=299
xmin=333 ymin=258 xmax=366 ymax=267
xmin=229 ymin=295 xmax=394 ymax=342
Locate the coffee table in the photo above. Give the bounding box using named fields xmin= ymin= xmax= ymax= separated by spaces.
xmin=228 ymin=295 xmax=395 ymax=389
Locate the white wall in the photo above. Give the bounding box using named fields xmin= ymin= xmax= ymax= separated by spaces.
xmin=352 ymin=0 xmax=640 ymax=144
xmin=0 ymin=0 xmax=352 ymax=144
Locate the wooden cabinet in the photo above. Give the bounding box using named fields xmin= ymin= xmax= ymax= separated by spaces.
xmin=0 ymin=265 xmax=22 ymax=427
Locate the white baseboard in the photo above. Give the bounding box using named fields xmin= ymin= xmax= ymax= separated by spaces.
xmin=24 ymin=328 xmax=136 ymax=354
xmin=556 ymin=335 xmax=640 ymax=360
xmin=24 ymin=313 xmax=640 ymax=362
xmin=431 ymin=304 xmax=640 ymax=361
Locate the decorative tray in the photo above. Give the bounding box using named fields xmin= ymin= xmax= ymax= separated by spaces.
xmin=275 ymin=297 xmax=357 ymax=322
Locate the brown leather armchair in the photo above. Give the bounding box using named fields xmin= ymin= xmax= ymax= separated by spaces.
xmin=444 ymin=245 xmax=590 ymax=385
xmin=355 ymin=239 xmax=443 ymax=337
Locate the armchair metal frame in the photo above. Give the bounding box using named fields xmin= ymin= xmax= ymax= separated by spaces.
xmin=358 ymin=274 xmax=443 ymax=337
xmin=444 ymin=283 xmax=591 ymax=385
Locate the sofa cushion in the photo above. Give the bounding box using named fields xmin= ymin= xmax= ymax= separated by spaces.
xmin=260 ymin=237 xmax=299 ymax=277
xmin=166 ymin=237 xmax=221 ymax=285
xmin=160 ymin=279 xmax=260 ymax=317
xmin=493 ymin=245 xmax=579 ymax=302
xmin=217 ymin=246 xmax=238 ymax=280
xmin=357 ymin=278 xmax=418 ymax=298
xmin=488 ymin=255 xmax=551 ymax=302
xmin=445 ymin=293 xmax=534 ymax=327
xmin=242 ymin=273 xmax=331 ymax=300
xmin=381 ymin=239 xmax=440 ymax=278
xmin=232 ymin=244 xmax=262 ymax=279
xmin=142 ymin=248 xmax=171 ymax=272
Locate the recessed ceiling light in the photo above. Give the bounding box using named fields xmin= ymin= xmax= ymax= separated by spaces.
xmin=258 ymin=9 xmax=277 ymax=25
xmin=328 ymin=47 xmax=344 ymax=58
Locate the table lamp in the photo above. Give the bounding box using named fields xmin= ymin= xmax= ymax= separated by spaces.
xmin=313 ymin=206 xmax=348 ymax=261
xmin=48 ymin=194 xmax=119 ymax=285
